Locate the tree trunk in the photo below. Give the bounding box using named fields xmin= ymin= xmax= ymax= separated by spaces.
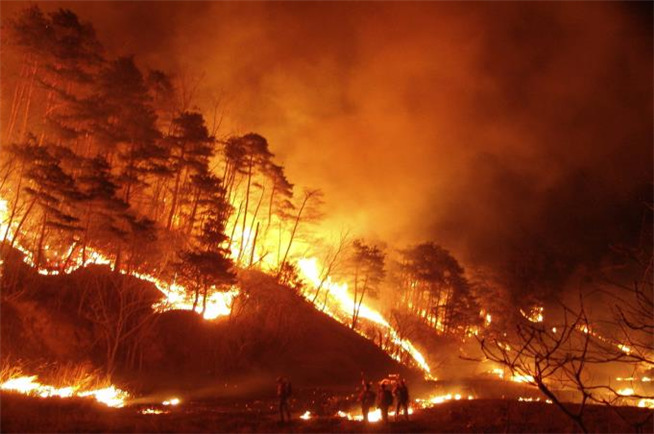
xmin=186 ymin=185 xmax=201 ymax=235
xmin=20 ymin=62 xmax=38 ymax=141
xmin=243 ymin=187 xmax=265 ymax=261
xmin=352 ymin=267 xmax=359 ymax=329
xmin=227 ymin=201 xmax=243 ymax=255
xmin=238 ymin=154 xmax=254 ymax=262
xmin=201 ymin=284 xmax=209 ymax=316
xmin=278 ymin=193 xmax=311 ymax=276
xmin=9 ymin=197 xmax=37 ymax=248
xmin=192 ymin=286 xmax=200 ymax=312
xmin=167 ymin=145 xmax=186 ymax=229
xmin=82 ymin=205 xmax=92 ymax=264
xmin=265 ymin=184 xmax=276 ymax=236
xmin=249 ymin=222 xmax=260 ymax=267
xmin=6 ymin=59 xmax=28 ymax=142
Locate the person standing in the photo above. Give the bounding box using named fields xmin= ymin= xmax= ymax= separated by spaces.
xmin=377 ymin=382 xmax=393 ymax=424
xmin=359 ymin=381 xmax=376 ymax=422
xmin=277 ymin=377 xmax=292 ymax=423
xmin=394 ymin=379 xmax=410 ymax=421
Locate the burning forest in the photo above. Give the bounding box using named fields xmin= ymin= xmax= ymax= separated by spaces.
xmin=0 ymin=2 xmax=652 ymax=433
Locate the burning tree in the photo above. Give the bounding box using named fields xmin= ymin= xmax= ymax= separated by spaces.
xmin=347 ymin=239 xmax=385 ymax=330
xmin=396 ymin=242 xmax=479 ymax=334
xmin=174 ymin=169 xmax=235 ymax=316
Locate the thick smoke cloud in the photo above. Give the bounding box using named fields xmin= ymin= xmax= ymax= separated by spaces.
xmin=4 ymin=2 xmax=651 ymax=290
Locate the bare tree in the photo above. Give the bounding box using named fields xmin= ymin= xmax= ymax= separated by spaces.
xmin=79 ymin=272 xmax=159 ymax=378
xmin=480 ymin=299 xmax=596 ymax=433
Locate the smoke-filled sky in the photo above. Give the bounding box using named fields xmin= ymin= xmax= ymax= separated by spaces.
xmin=3 ymin=2 xmax=652 ymax=282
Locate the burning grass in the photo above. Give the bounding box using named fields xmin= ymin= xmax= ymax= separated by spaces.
xmin=0 ymin=363 xmax=129 ymax=407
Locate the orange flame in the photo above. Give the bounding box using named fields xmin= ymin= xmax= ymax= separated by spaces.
xmin=297 ymin=257 xmax=432 ymax=377
xmin=0 ymin=374 xmax=129 ymax=407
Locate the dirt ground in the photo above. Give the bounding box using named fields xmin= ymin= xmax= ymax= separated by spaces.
xmin=2 ymin=392 xmax=652 ymax=433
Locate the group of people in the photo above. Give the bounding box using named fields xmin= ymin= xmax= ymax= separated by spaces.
xmin=359 ymin=377 xmax=410 ymax=423
xmin=276 ymin=375 xmax=410 ymax=424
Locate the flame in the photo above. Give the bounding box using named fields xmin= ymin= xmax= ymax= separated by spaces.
xmin=337 ymin=393 xmax=472 ymax=423
xmin=162 ymin=397 xmax=180 ymax=406
xmin=0 ymin=198 xmax=236 ymax=320
xmin=141 ymin=407 xmax=166 ymax=415
xmin=617 ymin=387 xmax=635 ymax=396
xmin=510 ymin=374 xmax=535 ymax=383
xmin=297 ymin=257 xmax=432 ymax=376
xmin=518 ymin=396 xmax=552 ymax=404
xmin=617 ymin=344 xmax=631 ymax=355
xmin=490 ymin=368 xmax=505 ymax=379
xmin=337 ymin=407 xmax=416 ymax=423
xmin=1 ymin=374 xmax=128 ymax=407
xmin=415 ymin=393 xmax=473 ymax=408
xmin=520 ymin=306 xmax=544 ymax=323
xmin=300 ymin=410 xmax=312 ymax=420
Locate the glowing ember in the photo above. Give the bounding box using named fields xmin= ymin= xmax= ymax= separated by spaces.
xmin=518 ymin=397 xmax=553 ymax=404
xmin=1 ymin=374 xmax=129 ymax=408
xmin=511 ymin=374 xmax=535 ymax=383
xmin=490 ymin=368 xmax=505 ymax=379
xmin=617 ymin=344 xmax=631 ymax=354
xmin=140 ymin=408 xmax=166 ymax=415
xmin=414 ymin=393 xmax=474 ymax=408
xmin=520 ymin=306 xmax=544 ymax=323
xmin=162 ymin=397 xmax=180 ymax=406
xmin=617 ymin=388 xmax=635 ymax=396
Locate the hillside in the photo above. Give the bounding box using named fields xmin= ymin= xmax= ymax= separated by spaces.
xmin=1 ymin=247 xmax=416 ymax=395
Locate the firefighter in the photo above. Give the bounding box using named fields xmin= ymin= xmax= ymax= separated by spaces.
xmin=359 ymin=381 xmax=376 ymax=422
xmin=377 ymin=381 xmax=393 ymax=424
xmin=394 ymin=378 xmax=410 ymax=421
xmin=277 ymin=377 xmax=292 ymax=423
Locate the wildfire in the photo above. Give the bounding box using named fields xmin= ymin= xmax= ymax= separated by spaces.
xmin=487 ymin=367 xmax=535 ymax=384
xmin=337 ymin=407 xmax=415 ymax=423
xmin=297 ymin=257 xmax=432 ymax=376
xmin=162 ymin=397 xmax=181 ymax=406
xmin=520 ymin=306 xmax=544 ymax=323
xmin=0 ymin=198 xmax=236 ymax=320
xmin=141 ymin=408 xmax=166 ymax=415
xmin=414 ymin=393 xmax=473 ymax=408
xmin=300 ymin=410 xmax=312 ymax=420
xmin=518 ymin=396 xmax=552 ymax=404
xmin=0 ymin=374 xmax=129 ymax=408
xmin=336 ymin=393 xmax=471 ymax=423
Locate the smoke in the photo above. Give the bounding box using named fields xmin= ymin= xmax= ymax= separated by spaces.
xmin=5 ymin=2 xmax=652 ymax=290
